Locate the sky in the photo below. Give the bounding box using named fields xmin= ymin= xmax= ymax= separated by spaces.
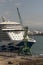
xmin=0 ymin=0 xmax=43 ymax=30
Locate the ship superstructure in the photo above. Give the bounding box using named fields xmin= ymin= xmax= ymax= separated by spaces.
xmin=0 ymin=20 xmax=36 ymax=47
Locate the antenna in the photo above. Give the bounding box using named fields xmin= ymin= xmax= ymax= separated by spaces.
xmin=1 ymin=16 xmax=5 ymax=22
xmin=17 ymin=8 xmax=23 ymax=26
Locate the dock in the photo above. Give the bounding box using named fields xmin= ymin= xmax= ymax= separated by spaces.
xmin=28 ymin=33 xmax=43 ymax=36
xmin=0 ymin=52 xmax=43 ymax=65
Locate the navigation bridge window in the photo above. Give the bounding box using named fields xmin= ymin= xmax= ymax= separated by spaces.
xmin=7 ymin=31 xmax=24 ymax=40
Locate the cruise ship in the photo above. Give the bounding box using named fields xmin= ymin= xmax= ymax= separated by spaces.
xmin=0 ymin=8 xmax=36 ymax=52
xmin=0 ymin=18 xmax=36 ymax=49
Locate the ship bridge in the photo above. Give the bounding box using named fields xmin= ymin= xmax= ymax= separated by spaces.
xmin=0 ymin=21 xmax=24 ymax=41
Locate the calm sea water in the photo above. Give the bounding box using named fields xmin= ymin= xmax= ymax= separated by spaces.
xmin=31 ymin=35 xmax=43 ymax=55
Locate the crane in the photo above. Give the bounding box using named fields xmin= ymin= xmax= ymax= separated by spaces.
xmin=17 ymin=8 xmax=23 ymax=26
xmin=17 ymin=8 xmax=31 ymax=55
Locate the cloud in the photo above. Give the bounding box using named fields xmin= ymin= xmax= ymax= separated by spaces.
xmin=15 ymin=2 xmax=21 ymax=6
xmin=23 ymin=14 xmax=43 ymax=26
xmin=2 ymin=10 xmax=12 ymax=19
xmin=0 ymin=0 xmax=6 ymax=3
xmin=22 ymin=0 xmax=24 ymax=1
xmin=5 ymin=11 xmax=10 ymax=15
xmin=24 ymin=18 xmax=43 ymax=27
xmin=9 ymin=0 xmax=14 ymax=2
xmin=2 ymin=10 xmax=12 ymax=21
xmin=0 ymin=0 xmax=14 ymax=3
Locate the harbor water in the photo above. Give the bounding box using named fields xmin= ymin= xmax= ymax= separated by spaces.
xmin=31 ymin=35 xmax=43 ymax=55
